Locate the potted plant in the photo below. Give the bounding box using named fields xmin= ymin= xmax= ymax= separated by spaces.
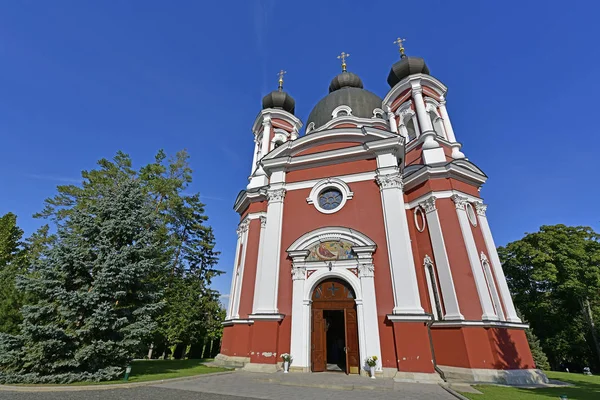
xmin=281 ymin=353 xmax=292 ymax=373
xmin=366 ymin=356 xmax=378 ymax=379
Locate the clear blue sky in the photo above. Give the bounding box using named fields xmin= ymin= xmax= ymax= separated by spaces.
xmin=1 ymin=1 xmax=598 ymax=297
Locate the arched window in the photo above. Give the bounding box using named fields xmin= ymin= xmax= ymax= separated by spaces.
xmin=406 ymin=118 xmax=418 ymax=141
xmin=424 ymin=255 xmax=443 ymax=320
xmin=480 ymin=252 xmax=505 ymax=321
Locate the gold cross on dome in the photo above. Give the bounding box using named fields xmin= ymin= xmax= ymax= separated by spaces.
xmin=277 ymin=70 xmax=286 ymax=91
xmin=337 ymin=52 xmax=350 ymax=72
xmin=393 ymin=37 xmax=407 ymax=58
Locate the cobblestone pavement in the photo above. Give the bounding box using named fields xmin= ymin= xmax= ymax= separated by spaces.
xmin=0 ymin=371 xmax=457 ymax=400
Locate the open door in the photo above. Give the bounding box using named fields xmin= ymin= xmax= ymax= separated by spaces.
xmin=344 ymin=308 xmax=360 ymax=374
xmin=311 ymin=309 xmax=326 ymax=372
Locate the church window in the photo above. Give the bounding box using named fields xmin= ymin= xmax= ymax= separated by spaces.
xmin=406 ymin=118 xmax=417 ymax=141
xmin=318 ymin=188 xmax=343 ymax=211
xmin=481 ymin=253 xmax=505 ymax=321
xmin=274 ymin=140 xmax=284 ymax=148
xmin=466 ymin=203 xmax=477 ymax=227
xmin=424 ymin=255 xmax=443 ymax=320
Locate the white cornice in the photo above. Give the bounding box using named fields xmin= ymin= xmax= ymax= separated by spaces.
xmin=405 ymin=189 xmax=483 ymax=209
xmin=285 ymin=171 xmax=376 ymax=191
xmin=309 ymin=115 xmax=389 ymax=134
xmin=222 ymin=319 xmax=254 ymax=326
xmin=233 ymin=189 xmax=267 ymax=214
xmin=383 ymin=74 xmax=448 ymax=107
xmin=252 ymin=109 xmax=303 ymax=134
xmin=386 ymin=314 xmax=433 ymax=322
xmin=403 ymin=161 xmax=487 ymax=192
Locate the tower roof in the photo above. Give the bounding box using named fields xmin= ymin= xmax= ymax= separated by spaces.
xmin=387 ymin=56 xmax=430 ymax=87
xmin=262 ymin=90 xmax=296 ymax=114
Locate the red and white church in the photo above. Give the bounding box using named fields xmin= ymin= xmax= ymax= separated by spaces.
xmin=217 ymin=44 xmax=546 ymax=384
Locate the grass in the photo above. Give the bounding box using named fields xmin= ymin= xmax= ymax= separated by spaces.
xmin=459 ymin=371 xmax=600 ymax=400
xmin=66 ymin=359 xmax=230 ymax=385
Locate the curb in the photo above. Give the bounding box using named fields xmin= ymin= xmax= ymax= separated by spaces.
xmin=0 ymin=370 xmax=234 ymax=392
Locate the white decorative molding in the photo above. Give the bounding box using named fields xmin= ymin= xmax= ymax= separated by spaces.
xmin=306 ymin=122 xmax=315 ymax=134
xmin=474 ymin=201 xmax=487 ymax=216
xmin=372 ymin=108 xmax=385 ymax=119
xmin=291 ymin=266 xmax=306 ymax=281
xmin=386 ymin=314 xmax=433 ymax=322
xmin=358 ymin=263 xmax=375 ymax=278
xmin=259 ymin=215 xmax=267 ymax=227
xmin=414 ymin=207 xmax=426 ymax=233
xmin=451 ymin=194 xmax=469 ymax=210
xmin=331 ymin=105 xmax=353 ymax=118
xmin=236 ymin=219 xmax=250 ymax=236
xmin=306 ymin=177 xmax=354 ymax=214
xmin=376 ymin=172 xmax=403 ymax=190
xmin=285 ymin=171 xmax=376 ymax=192
xmin=266 ymin=188 xmax=286 ymax=203
xmin=419 ymin=196 xmax=437 ymax=213
xmin=423 ymin=254 xmax=443 ymax=320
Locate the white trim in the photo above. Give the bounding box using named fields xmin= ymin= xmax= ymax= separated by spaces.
xmin=331 ymin=105 xmax=353 ymax=118
xmin=248 ymin=313 xmax=285 ymax=321
xmin=287 ymin=226 xmax=377 ymax=252
xmin=383 ymin=74 xmax=447 ymax=107
xmin=481 ymin=252 xmax=505 ymax=321
xmin=306 ymin=178 xmax=354 ymax=214
xmin=405 ymin=189 xmax=481 ymax=209
xmin=414 ymin=207 xmax=426 ymax=232
xmin=386 ymin=314 xmax=433 ymax=322
xmin=465 ymin=203 xmax=477 ymax=226
xmin=222 ymin=319 xmax=255 ymax=326
xmin=402 ymin=161 xmax=487 ymax=192
xmin=231 ymin=224 xmax=250 ymax=319
xmin=423 ymin=255 xmax=443 ymax=320
xmin=431 ymin=320 xmax=529 ymax=329
xmin=252 ymin=108 xmax=303 ymax=134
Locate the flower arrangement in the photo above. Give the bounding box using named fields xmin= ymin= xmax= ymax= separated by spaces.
xmin=281 ymin=353 xmax=292 ymax=362
xmin=366 ymin=355 xmax=378 ymax=367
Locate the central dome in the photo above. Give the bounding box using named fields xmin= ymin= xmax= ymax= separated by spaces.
xmin=307 ymin=71 xmax=383 ymax=130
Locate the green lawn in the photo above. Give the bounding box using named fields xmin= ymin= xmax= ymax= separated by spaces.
xmin=70 ymin=359 xmax=230 ymax=385
xmin=460 ymin=371 xmax=600 ymax=400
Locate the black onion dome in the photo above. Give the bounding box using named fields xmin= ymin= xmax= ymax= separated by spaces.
xmin=387 ymin=56 xmax=430 ymax=88
xmin=328 ymin=71 xmax=363 ymax=93
xmin=262 ymin=90 xmax=295 ymax=114
xmin=307 ymin=72 xmax=382 ymax=130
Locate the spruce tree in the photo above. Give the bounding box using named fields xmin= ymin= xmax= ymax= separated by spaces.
xmin=0 ymin=178 xmax=166 ymax=383
xmin=0 ymin=213 xmax=26 ymax=335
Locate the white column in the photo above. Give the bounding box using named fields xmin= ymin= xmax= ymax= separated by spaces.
xmin=418 ymin=196 xmax=464 ymax=320
xmin=226 ymin=228 xmax=244 ymax=320
xmin=252 ymin=185 xmax=285 ymax=315
xmin=438 ymin=95 xmax=456 ymax=142
xmin=398 ymin=123 xmax=409 ymax=139
xmin=411 ymin=84 xmax=437 ymax=150
xmin=260 ymin=117 xmax=272 ymax=159
xmin=376 ymin=166 xmax=424 ymax=314
xmin=251 ymin=215 xmax=268 ymax=313
xmin=249 ymin=139 xmax=259 ymax=176
xmin=475 ymin=202 xmax=521 ymax=323
xmin=385 ymin=105 xmax=398 ymax=134
xmin=358 ymin=261 xmax=382 ymax=370
xmin=289 ymin=260 xmax=307 ymax=368
xmin=231 ymin=220 xmax=250 ymax=319
xmin=451 ymin=195 xmax=498 ymax=321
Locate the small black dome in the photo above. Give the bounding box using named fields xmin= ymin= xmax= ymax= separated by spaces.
xmin=328 ymin=72 xmax=364 ymax=93
xmin=262 ymin=90 xmax=295 ymax=114
xmin=387 ymin=56 xmax=430 ymax=88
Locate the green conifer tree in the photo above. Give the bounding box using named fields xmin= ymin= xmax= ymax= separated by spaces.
xmin=0 ymin=178 xmax=166 ymax=383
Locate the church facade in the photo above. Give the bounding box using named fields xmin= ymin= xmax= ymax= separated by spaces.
xmin=217 ymin=45 xmax=546 ymax=384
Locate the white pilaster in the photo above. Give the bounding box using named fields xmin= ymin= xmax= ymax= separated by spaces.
xmin=385 ymin=105 xmax=398 ymax=134
xmin=357 ymin=260 xmax=383 ymax=370
xmin=231 ymin=220 xmax=250 ymax=319
xmin=249 ymin=139 xmax=259 ymax=177
xmin=451 ymin=195 xmax=498 ymax=321
xmin=474 ymin=202 xmax=521 ymax=323
xmin=438 ymin=95 xmax=465 ymax=159
xmin=251 ymin=216 xmax=268 ymax=313
xmin=289 ymin=254 xmax=307 ymax=368
xmin=376 ymin=163 xmax=424 ymax=315
xmin=226 ymin=229 xmax=244 ymax=320
xmin=418 ymin=197 xmax=464 ymax=320
xmin=252 ymin=173 xmax=286 ymax=314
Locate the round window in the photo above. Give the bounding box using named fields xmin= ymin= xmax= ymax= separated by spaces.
xmin=318 ymin=188 xmax=343 ymax=211
xmin=465 ymin=202 xmax=478 ymax=227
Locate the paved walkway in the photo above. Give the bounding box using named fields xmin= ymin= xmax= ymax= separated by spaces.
xmin=0 ymin=371 xmax=458 ymax=400
xmin=155 ymin=371 xmax=457 ymax=399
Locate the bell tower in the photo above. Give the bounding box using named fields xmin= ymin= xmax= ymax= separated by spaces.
xmin=247 ymin=71 xmax=302 ymax=189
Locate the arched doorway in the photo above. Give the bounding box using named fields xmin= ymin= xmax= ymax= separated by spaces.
xmin=311 ymin=278 xmax=360 ymax=374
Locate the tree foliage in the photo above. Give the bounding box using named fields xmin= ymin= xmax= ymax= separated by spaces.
xmin=0 ymin=213 xmax=26 ymax=335
xmin=0 ymin=150 xmax=223 ymax=382
xmin=0 ymin=178 xmax=165 ymax=383
xmin=499 ymin=225 xmax=600 ymax=370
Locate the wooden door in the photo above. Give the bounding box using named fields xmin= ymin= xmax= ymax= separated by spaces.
xmin=311 ymin=309 xmax=326 ymax=372
xmin=344 ymin=308 xmax=360 ymax=374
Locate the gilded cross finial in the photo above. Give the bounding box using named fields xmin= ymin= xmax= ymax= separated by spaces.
xmin=393 ymin=37 xmax=407 ymax=58
xmin=277 ymin=70 xmax=286 ymax=92
xmin=337 ymin=52 xmax=350 ymax=72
